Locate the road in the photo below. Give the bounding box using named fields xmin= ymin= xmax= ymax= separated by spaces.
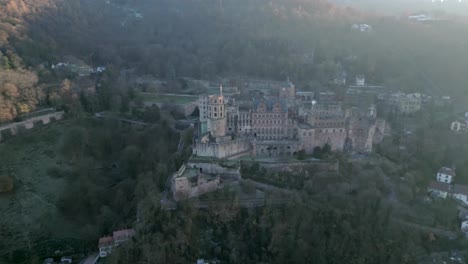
xmin=80 ymin=252 xmax=99 ymax=264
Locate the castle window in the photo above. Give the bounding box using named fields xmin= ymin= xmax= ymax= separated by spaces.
xmin=214 ymin=113 xmax=217 ymax=117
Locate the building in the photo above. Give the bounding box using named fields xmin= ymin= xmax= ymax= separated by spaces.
xmin=437 ymin=167 xmax=456 ymax=184
xmin=99 ymin=236 xmax=114 ymax=257
xmin=397 ymin=93 xmax=422 ymax=114
xmin=99 ymin=228 xmax=136 ymax=258
xmin=427 ymin=181 xmax=451 ymax=199
xmin=252 ymin=98 xmax=288 ymax=140
xmin=351 ymin=24 xmax=373 ymax=32
xmin=450 ymin=120 xmax=467 ymax=132
xmin=452 ymin=184 xmax=468 ymax=205
xmin=461 ymin=220 xmax=468 ymax=234
xmin=355 ymin=75 xmax=366 ymax=86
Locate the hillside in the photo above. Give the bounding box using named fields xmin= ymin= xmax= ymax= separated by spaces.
xmin=23 ymin=0 xmax=468 ymax=95
xmin=0 ymin=0 xmax=466 ymax=123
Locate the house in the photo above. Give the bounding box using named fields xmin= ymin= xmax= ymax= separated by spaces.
xmin=351 ymin=24 xmax=373 ymax=32
xmin=396 ymin=93 xmax=422 ymax=114
xmin=451 ymin=121 xmax=467 ymax=132
xmin=461 ymin=220 xmax=468 ymax=232
xmin=437 ymin=167 xmax=456 ymax=184
xmin=99 ymin=236 xmax=114 ymax=257
xmin=355 ymin=75 xmax=366 ymax=86
xmin=428 ymin=181 xmax=451 ymax=199
xmin=99 ymin=228 xmax=136 ymax=258
xmin=453 ymin=184 xmax=468 ymax=205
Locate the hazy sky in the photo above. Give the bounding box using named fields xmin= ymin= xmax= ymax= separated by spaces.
xmin=333 ymin=0 xmax=468 ymax=15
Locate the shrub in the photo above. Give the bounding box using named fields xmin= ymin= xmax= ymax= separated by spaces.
xmin=0 ymin=176 xmax=14 ymax=193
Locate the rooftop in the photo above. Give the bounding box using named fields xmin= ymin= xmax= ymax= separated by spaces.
xmin=98 ymin=236 xmax=114 ymax=248
xmin=453 ymin=184 xmax=468 ymax=196
xmin=113 ymin=229 xmax=136 ymax=241
xmin=439 ymin=167 xmax=456 ymax=177
xmin=428 ymin=181 xmax=451 ymax=192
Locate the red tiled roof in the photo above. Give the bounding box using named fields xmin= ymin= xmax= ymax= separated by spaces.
xmin=113 ymin=229 xmax=136 ymax=242
xmin=98 ymin=236 xmax=114 ymax=248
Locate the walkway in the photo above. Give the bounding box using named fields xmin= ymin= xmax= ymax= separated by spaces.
xmin=80 ymin=252 xmax=99 ymax=264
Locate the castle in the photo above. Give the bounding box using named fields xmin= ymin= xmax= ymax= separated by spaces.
xmin=193 ymin=80 xmax=387 ymax=159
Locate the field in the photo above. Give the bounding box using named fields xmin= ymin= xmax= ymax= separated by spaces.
xmin=0 ymin=121 xmax=87 ymax=262
xmin=140 ymin=93 xmax=198 ymax=105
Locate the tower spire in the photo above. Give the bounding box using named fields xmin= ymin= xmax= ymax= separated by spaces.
xmin=220 ymin=83 xmax=223 ymax=96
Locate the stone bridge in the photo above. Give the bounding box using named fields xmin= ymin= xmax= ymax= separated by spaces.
xmin=0 ymin=111 xmax=65 ymax=142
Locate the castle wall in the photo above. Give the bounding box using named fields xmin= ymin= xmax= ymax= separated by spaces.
xmin=313 ymin=128 xmax=346 ymax=151
xmin=187 ymin=161 xmax=241 ymax=176
xmin=0 ymin=111 xmax=64 ymax=142
xmin=254 ymin=140 xmax=302 ymax=157
xmin=298 ymin=127 xmax=345 ymax=153
xmin=194 ymin=138 xmax=252 ymax=159
xmin=347 ymin=118 xmax=376 ymax=153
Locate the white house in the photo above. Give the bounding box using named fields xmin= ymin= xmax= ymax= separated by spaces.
xmin=437 ymin=167 xmax=456 ymax=184
xmin=356 ymin=75 xmax=366 ymax=86
xmin=451 ymin=121 xmax=467 ymax=132
xmin=428 ymin=181 xmax=451 ymax=199
xmin=461 ymin=220 xmax=468 ymax=236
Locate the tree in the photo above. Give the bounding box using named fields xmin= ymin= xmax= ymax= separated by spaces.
xmin=143 ymin=105 xmax=161 ymax=123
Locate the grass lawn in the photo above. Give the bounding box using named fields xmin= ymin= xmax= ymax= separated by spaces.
xmin=0 ymin=121 xmax=86 ymax=261
xmin=140 ymin=93 xmax=198 ymax=104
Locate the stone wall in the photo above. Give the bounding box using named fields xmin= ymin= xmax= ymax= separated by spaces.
xmin=0 ymin=111 xmax=64 ymax=142
xmin=187 ymin=160 xmax=241 ymax=176
xmin=194 ymin=138 xmax=252 ymax=159
xmin=297 ymin=127 xmax=346 ymax=153
xmin=242 ymin=159 xmax=339 ymax=172
xmin=145 ymin=102 xmax=197 ymax=117
xmin=254 ymin=140 xmax=303 ymax=157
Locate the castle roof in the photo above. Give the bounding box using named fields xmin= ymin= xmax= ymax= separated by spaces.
xmin=253 ymin=98 xmax=287 ymax=112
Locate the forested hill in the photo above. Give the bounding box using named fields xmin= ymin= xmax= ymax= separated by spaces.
xmin=20 ymin=0 xmax=468 ymax=93
xmin=1 ymin=0 xmax=468 ymax=121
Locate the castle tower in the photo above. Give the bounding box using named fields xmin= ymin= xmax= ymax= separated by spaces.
xmin=207 ymin=85 xmax=227 ymax=137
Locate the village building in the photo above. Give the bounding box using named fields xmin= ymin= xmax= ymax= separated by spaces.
xmin=437 ymin=167 xmax=456 ymax=184
xmin=355 ymin=75 xmax=366 ymax=86
xmin=452 ymin=184 xmax=468 ymax=205
xmin=99 ymin=228 xmax=136 ymax=258
xmin=428 ymin=181 xmax=451 ymax=199
xmin=396 ymin=93 xmax=422 ymax=114
xmin=450 ymin=120 xmax=467 ymax=132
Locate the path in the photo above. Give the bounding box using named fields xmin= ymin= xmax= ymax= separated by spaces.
xmin=94 ymin=112 xmax=148 ymax=126
xmin=393 ymin=218 xmax=457 ymax=238
xmin=80 ymin=252 xmax=99 ymax=264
